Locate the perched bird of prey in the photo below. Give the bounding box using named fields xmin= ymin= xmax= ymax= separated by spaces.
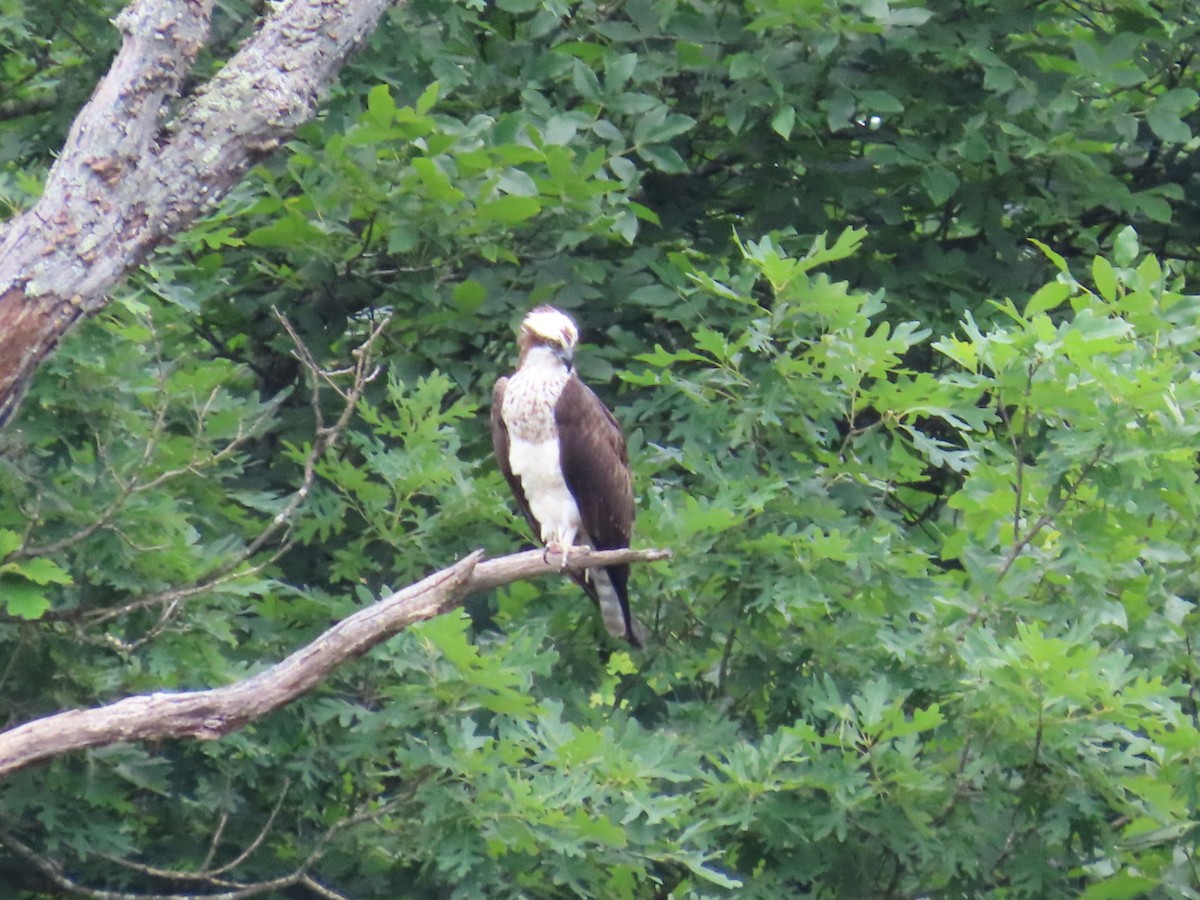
xmin=491 ymin=306 xmax=644 ymax=648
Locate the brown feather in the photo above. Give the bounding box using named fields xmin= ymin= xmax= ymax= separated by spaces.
xmin=555 ymin=375 xmax=638 ymax=645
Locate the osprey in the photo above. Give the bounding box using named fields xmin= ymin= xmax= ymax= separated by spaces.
xmin=491 ymin=306 xmax=644 ymax=648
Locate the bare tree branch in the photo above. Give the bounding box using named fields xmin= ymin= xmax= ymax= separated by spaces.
xmin=0 ymin=827 xmax=352 ymax=900
xmin=0 ymin=546 xmax=671 ymax=778
xmin=0 ymin=0 xmax=394 ymax=428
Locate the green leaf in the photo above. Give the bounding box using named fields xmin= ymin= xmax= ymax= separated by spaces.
xmin=637 ymin=144 xmax=687 ymax=173
xmin=635 ymin=344 xmax=708 ymax=366
xmin=771 ymin=105 xmax=796 ymax=140
xmin=609 ymin=155 xmax=637 ymax=183
xmin=554 ymin=41 xmax=605 ymax=64
xmin=1145 ymin=88 xmax=1197 ymax=143
xmin=921 ymin=165 xmax=959 ymax=205
xmin=633 ymin=108 xmax=695 ymax=145
xmin=592 ymin=119 xmax=624 ymax=143
xmin=1112 ymin=226 xmax=1140 ymax=266
xmin=1 ymin=579 xmax=51 ymax=619
xmin=571 ymin=60 xmax=602 ymax=102
xmin=1134 ymin=253 xmax=1162 ymax=287
xmin=477 ymin=195 xmax=541 ymax=224
xmin=675 ymin=40 xmax=708 ymax=67
xmin=796 ymin=226 xmax=868 ymax=273
xmin=682 ymin=854 xmax=743 ymax=889
xmin=604 ymin=52 xmax=638 ymax=89
xmin=629 ymin=201 xmax=660 ymax=224
xmin=570 ymin=808 xmax=627 ymax=847
xmin=1030 ymin=238 xmax=1070 ymax=273
xmin=365 ymin=83 xmax=396 ymax=127
xmin=415 ymin=81 xmax=440 ymax=115
xmin=1134 ymin=191 xmax=1173 ymax=223
xmin=675 ymin=495 xmax=741 ymax=539
xmin=1025 ymin=280 xmax=1071 ymax=316
xmin=0 ymin=529 xmax=20 ymax=558
xmin=1092 ymin=255 xmax=1118 ymax=301
xmin=933 ymin=335 xmax=978 ymax=371
xmin=451 ymin=280 xmax=486 ymax=311
xmin=2 ymin=556 xmax=73 ymax=585
xmin=242 ymin=214 xmax=327 ymax=248
xmin=629 ymin=284 xmax=679 ymax=307
xmin=411 ymin=157 xmax=466 ymax=204
xmin=613 ymin=211 xmax=638 ymax=243
xmin=542 ymin=115 xmax=578 ymax=146
xmin=1079 ymin=872 xmax=1160 ymax=900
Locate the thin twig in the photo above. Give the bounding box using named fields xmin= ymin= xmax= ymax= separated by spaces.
xmin=2 ymin=309 xmax=391 ymax=633
xmin=95 ymin=781 xmax=292 ymax=882
xmin=0 ymin=829 xmax=350 ymax=900
xmin=962 ymin=443 xmax=1106 ymax=630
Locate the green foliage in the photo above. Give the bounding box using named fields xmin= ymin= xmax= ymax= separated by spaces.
xmin=3 ymin=0 xmax=1200 ymax=896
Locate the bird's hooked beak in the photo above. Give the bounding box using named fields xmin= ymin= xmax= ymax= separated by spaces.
xmin=554 ymin=343 xmax=575 ymax=370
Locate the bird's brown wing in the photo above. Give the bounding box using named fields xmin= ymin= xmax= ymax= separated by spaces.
xmin=555 ymin=375 xmax=639 ymax=645
xmin=555 ymin=375 xmax=634 ymax=551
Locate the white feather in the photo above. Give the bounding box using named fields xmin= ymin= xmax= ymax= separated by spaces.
xmin=521 ymin=308 xmax=578 ymax=347
xmin=501 ymin=347 xmax=580 ymax=556
xmin=506 ymin=435 xmax=580 ymax=552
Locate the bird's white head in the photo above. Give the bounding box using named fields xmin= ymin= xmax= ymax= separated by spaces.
xmin=518 ymin=306 xmax=579 ymax=370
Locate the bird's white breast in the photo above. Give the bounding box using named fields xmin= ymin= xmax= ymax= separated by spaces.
xmin=502 ymin=365 xmax=582 ymax=547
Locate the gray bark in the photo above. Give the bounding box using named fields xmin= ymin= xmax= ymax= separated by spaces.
xmin=0 ymin=0 xmax=394 ymax=427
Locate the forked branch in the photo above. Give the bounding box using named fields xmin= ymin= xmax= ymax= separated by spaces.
xmin=0 ymin=0 xmax=394 ymax=427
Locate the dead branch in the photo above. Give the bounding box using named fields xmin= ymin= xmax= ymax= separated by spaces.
xmin=0 ymin=827 xmax=352 ymax=900
xmin=0 ymin=546 xmax=672 ymax=778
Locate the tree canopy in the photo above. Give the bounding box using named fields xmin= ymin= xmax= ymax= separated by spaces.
xmin=1 ymin=0 xmax=1199 ymax=896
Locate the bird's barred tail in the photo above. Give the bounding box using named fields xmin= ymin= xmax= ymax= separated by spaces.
xmin=592 ymin=567 xmax=646 ymax=649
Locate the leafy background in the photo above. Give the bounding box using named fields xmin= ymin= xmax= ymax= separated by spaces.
xmin=1 ymin=0 xmax=1199 ymax=896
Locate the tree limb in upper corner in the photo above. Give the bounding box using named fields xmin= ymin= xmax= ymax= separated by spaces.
xmin=0 ymin=0 xmax=395 ymax=429
xmin=0 ymin=546 xmax=673 ymax=779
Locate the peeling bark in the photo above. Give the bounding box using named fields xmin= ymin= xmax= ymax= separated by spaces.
xmin=0 ymin=546 xmax=672 ymax=778
xmin=0 ymin=0 xmax=394 ymax=428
